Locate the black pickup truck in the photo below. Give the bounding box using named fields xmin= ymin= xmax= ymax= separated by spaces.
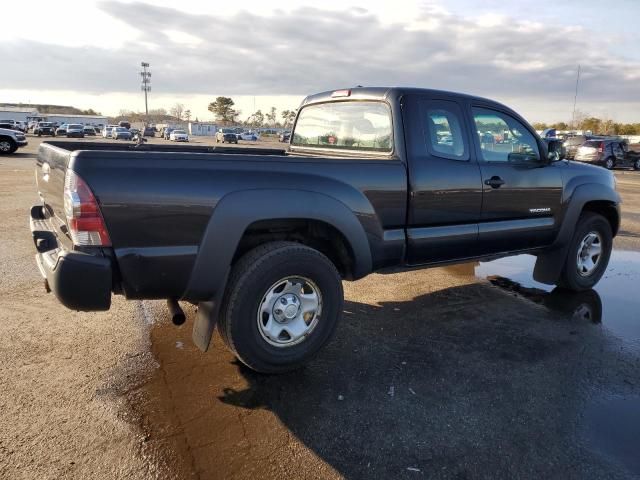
xmin=31 ymin=87 xmax=621 ymax=373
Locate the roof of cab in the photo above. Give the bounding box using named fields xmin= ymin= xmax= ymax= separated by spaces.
xmin=300 ymin=86 xmax=524 ymax=124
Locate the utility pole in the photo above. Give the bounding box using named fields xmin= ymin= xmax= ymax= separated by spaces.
xmin=140 ymin=62 xmax=151 ymax=123
xmin=571 ymin=64 xmax=581 ymax=130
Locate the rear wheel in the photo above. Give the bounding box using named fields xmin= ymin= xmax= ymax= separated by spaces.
xmin=605 ymin=157 xmax=615 ymax=170
xmin=558 ymin=212 xmax=612 ymax=291
xmin=217 ymin=241 xmax=343 ymax=373
xmin=0 ymin=138 xmax=17 ymax=154
xmin=634 ymin=157 xmax=640 ymax=171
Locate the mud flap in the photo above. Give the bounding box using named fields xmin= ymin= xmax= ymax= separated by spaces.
xmin=192 ymin=300 xmax=220 ymax=352
xmin=533 ymin=246 xmax=569 ymax=285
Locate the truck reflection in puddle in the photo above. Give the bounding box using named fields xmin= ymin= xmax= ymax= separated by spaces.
xmin=467 ymin=250 xmax=640 ymax=346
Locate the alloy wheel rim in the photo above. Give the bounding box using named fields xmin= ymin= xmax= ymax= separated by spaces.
xmin=256 ymin=276 xmax=322 ymax=348
xmin=0 ymin=141 xmax=10 ymax=152
xmin=576 ymin=231 xmax=603 ymax=277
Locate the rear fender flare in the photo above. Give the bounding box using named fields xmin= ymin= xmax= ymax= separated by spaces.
xmin=182 ymin=189 xmax=373 ymax=302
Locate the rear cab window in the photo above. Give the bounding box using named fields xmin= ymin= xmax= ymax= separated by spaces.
xmin=291 ymin=101 xmax=392 ymax=155
xmin=418 ymin=99 xmax=468 ymax=161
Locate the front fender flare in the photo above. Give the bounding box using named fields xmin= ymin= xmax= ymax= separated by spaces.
xmin=533 ymin=182 xmax=620 ymax=285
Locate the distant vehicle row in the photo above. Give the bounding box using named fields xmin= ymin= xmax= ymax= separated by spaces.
xmin=564 ymin=135 xmax=640 ymax=170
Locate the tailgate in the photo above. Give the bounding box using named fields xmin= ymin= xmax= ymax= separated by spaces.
xmin=35 ymin=142 xmax=72 ymax=245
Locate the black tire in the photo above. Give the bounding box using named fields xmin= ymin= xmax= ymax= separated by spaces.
xmin=558 ymin=212 xmax=612 ymax=291
xmin=633 ymin=157 xmax=640 ymax=171
xmin=37 ymin=132 xmax=41 ymax=137
xmin=0 ymin=138 xmax=17 ymax=155
xmin=217 ymin=241 xmax=343 ymax=373
xmin=604 ymin=157 xmax=615 ymax=170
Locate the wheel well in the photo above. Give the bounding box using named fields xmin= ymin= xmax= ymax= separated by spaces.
xmin=582 ymin=201 xmax=619 ymax=236
xmin=233 ymin=219 xmax=355 ymax=279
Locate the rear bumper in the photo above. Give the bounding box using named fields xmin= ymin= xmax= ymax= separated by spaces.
xmin=30 ymin=205 xmax=112 ymax=311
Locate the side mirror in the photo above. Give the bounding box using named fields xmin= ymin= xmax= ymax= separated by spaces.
xmin=545 ymin=139 xmax=566 ymax=162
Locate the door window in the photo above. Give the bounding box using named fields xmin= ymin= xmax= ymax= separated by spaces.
xmin=472 ymin=108 xmax=540 ymax=163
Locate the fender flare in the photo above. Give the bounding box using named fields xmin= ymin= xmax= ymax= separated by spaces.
xmin=533 ymin=182 xmax=620 ymax=285
xmin=182 ymin=189 xmax=373 ymax=303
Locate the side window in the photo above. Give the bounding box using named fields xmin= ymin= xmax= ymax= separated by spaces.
xmin=472 ymin=107 xmax=540 ymax=163
xmin=419 ymin=100 xmax=468 ymax=160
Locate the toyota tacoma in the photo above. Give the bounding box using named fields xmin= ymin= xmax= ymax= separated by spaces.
xmin=30 ymin=87 xmax=621 ymax=373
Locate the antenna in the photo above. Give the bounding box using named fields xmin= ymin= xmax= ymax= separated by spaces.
xmin=571 ymin=64 xmax=581 ymax=130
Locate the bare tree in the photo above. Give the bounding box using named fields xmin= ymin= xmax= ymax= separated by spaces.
xmin=184 ymin=109 xmax=192 ymax=122
xmin=170 ymin=103 xmax=185 ymax=120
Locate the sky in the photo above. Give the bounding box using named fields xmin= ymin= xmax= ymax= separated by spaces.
xmin=1 ymin=0 xmax=639 ymax=123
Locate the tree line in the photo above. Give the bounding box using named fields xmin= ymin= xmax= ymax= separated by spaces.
xmin=532 ymin=112 xmax=640 ymax=135
xmin=207 ymin=97 xmax=297 ymax=128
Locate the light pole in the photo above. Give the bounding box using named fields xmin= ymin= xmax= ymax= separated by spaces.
xmin=140 ymin=62 xmax=151 ymax=124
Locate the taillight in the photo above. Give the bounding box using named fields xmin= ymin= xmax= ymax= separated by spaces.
xmin=597 ymin=141 xmax=604 ymax=154
xmin=63 ymin=170 xmax=111 ymax=246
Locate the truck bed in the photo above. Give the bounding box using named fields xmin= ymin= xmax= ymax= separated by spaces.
xmin=34 ymin=141 xmax=407 ymax=303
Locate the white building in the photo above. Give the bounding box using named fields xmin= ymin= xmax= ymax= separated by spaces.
xmin=188 ymin=122 xmax=217 ymax=136
xmin=0 ymin=107 xmax=40 ymax=123
xmin=43 ymin=113 xmax=108 ymax=127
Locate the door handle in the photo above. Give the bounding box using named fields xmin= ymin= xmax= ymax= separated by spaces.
xmin=484 ymin=176 xmax=505 ymax=188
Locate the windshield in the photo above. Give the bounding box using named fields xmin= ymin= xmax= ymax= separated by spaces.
xmin=39 ymin=123 xmax=52 ymax=127
xmin=68 ymin=124 xmax=83 ymax=129
xmin=292 ymin=101 xmax=392 ymax=153
xmin=115 ymin=127 xmax=127 ymax=132
xmin=173 ymin=130 xmax=186 ymax=134
xmin=583 ymin=140 xmax=602 ymax=148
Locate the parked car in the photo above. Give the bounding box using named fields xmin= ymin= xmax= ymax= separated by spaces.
xmin=239 ymin=130 xmax=260 ymax=141
xmin=563 ymin=135 xmax=596 ymax=160
xmin=83 ymin=126 xmax=97 ymax=136
xmin=0 ymin=125 xmax=27 ymax=154
xmin=129 ymin=127 xmax=140 ymax=138
xmin=575 ymin=138 xmax=640 ymax=170
xmin=102 ymin=125 xmax=116 ymax=138
xmin=111 ymin=126 xmax=132 ymax=140
xmin=169 ymin=129 xmax=189 ymax=142
xmin=279 ymin=131 xmax=291 ymax=142
xmin=93 ymin=127 xmax=102 ymax=135
xmin=118 ymin=121 xmax=131 ymax=130
xmin=143 ymin=126 xmax=155 ymax=137
xmin=34 ymin=122 xmax=56 ymax=136
xmin=65 ymin=124 xmax=85 ymax=138
xmin=30 ymin=86 xmax=620 ymax=374
xmin=55 ymin=124 xmax=68 ymax=136
xmin=162 ymin=127 xmax=174 ymax=140
xmin=216 ymin=128 xmax=238 ymax=144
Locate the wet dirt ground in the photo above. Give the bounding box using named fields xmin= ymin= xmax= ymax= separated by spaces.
xmin=1 ymin=136 xmax=640 ymax=479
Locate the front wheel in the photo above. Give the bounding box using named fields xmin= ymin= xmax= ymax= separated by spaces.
xmin=558 ymin=212 xmax=612 ymax=291
xmin=217 ymin=241 xmax=343 ymax=373
xmin=633 ymin=157 xmax=640 ymax=171
xmin=605 ymin=157 xmax=615 ymax=170
xmin=0 ymin=138 xmax=17 ymax=154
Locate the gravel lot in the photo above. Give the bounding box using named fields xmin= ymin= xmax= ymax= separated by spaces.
xmin=1 ymin=136 xmax=639 ymax=479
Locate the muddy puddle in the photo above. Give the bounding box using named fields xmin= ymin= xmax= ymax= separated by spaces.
xmin=470 ymin=250 xmax=640 ymax=476
xmin=472 ymin=250 xmax=640 ymax=346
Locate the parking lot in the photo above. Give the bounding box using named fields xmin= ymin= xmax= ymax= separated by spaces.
xmin=1 ymin=136 xmax=640 ymax=479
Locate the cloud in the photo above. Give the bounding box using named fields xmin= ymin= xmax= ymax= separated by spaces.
xmin=2 ymin=1 xmax=639 ymax=106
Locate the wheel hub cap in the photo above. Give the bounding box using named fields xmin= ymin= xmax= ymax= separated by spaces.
xmin=577 ymin=231 xmax=602 ymax=277
xmin=257 ymin=277 xmax=322 ymax=347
